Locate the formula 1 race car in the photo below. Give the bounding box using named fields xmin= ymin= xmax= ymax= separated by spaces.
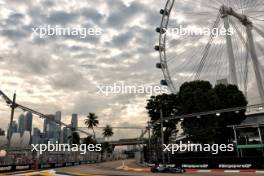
xmin=151 ymin=165 xmax=186 ymax=173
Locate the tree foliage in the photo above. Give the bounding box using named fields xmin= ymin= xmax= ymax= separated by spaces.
xmin=146 ymin=94 xmax=180 ymax=143
xmin=83 ymin=135 xmax=96 ymax=145
xmin=101 ymin=142 xmax=114 ymax=153
xmin=102 ymin=125 xmax=114 ymax=139
xmin=146 ymin=80 xmax=247 ymax=144
xmin=72 ymin=131 xmax=80 ymax=145
xmin=179 ymin=81 xmax=247 ymax=143
xmin=84 ymin=112 xmax=99 ymax=141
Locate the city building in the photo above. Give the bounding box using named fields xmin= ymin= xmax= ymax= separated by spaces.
xmin=55 ymin=111 xmax=62 ymax=143
xmin=62 ymin=126 xmax=71 ymax=144
xmin=0 ymin=128 xmax=5 ymax=136
xmin=32 ymin=127 xmax=41 ymax=144
xmin=39 ymin=132 xmax=46 ymax=144
xmin=18 ymin=114 xmax=25 ymax=136
xmin=24 ymin=112 xmax=33 ymax=135
xmin=44 ymin=114 xmax=56 ymax=141
xmin=55 ymin=111 xmax=61 ymax=122
xmin=227 ymin=110 xmax=264 ymax=157
xmin=7 ymin=120 xmax=18 ymax=138
xmin=243 ymin=112 xmax=264 ymax=124
xmin=43 ymin=113 xmax=63 ymax=143
xmin=71 ymin=113 xmax=78 ymax=130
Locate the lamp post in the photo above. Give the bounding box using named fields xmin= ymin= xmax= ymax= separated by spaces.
xmin=147 ymin=121 xmax=151 ymax=163
xmin=232 ymin=125 xmax=239 ymax=158
xmin=160 ymin=109 xmax=165 ymax=165
xmin=257 ymin=126 xmax=264 ymax=156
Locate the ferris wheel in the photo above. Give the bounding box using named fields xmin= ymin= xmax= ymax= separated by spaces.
xmin=155 ymin=0 xmax=264 ymax=103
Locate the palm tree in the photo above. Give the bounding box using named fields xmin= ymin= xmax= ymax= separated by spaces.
xmin=83 ymin=135 xmax=95 ymax=145
xmin=72 ymin=131 xmax=80 ymax=145
xmin=84 ymin=113 xmax=99 ymax=141
xmin=102 ymin=125 xmax=114 ymax=141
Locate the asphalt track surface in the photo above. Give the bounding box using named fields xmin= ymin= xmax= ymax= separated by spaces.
xmin=2 ymin=160 xmax=263 ymax=176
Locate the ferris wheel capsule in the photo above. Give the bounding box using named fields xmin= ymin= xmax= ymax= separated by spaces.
xmin=156 ymin=63 xmax=163 ymax=69
xmin=160 ymin=9 xmax=169 ymax=15
xmin=154 ymin=45 xmax=164 ymax=51
xmin=155 ymin=27 xmax=166 ymax=34
xmin=160 ymin=80 xmax=168 ymax=86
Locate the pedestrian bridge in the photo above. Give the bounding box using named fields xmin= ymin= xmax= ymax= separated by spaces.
xmin=108 ymin=138 xmax=146 ymax=146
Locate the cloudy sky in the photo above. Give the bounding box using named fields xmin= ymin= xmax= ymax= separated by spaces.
xmin=0 ymin=0 xmax=263 ymax=139
xmin=0 ymin=0 xmax=167 ymax=139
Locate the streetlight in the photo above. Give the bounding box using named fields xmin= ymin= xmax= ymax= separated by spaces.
xmin=216 ymin=113 xmax=221 ymax=116
xmin=147 ymin=121 xmax=151 ymax=163
xmin=160 ymin=109 xmax=165 ymax=165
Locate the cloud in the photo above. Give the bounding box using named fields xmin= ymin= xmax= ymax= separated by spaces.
xmin=106 ymin=1 xmax=146 ymax=28
xmin=80 ymin=8 xmax=104 ymax=23
xmin=46 ymin=11 xmax=79 ymax=25
xmin=110 ymin=31 xmax=134 ymax=48
xmin=48 ymin=68 xmax=87 ymax=90
xmin=5 ymin=13 xmax=25 ymax=25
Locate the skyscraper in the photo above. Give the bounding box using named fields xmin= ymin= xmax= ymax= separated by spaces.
xmin=44 ymin=114 xmax=56 ymax=139
xmin=71 ymin=113 xmax=78 ymax=130
xmin=33 ymin=128 xmax=40 ymax=136
xmin=32 ymin=127 xmax=41 ymax=144
xmin=62 ymin=127 xmax=71 ymax=144
xmin=55 ymin=111 xmax=62 ymax=143
xmin=24 ymin=112 xmax=33 ymax=135
xmin=7 ymin=121 xmax=17 ymax=138
xmin=43 ymin=114 xmax=62 ymax=143
xmin=18 ymin=114 xmax=25 ymax=135
xmin=0 ymin=128 xmax=5 ymax=136
xmin=55 ymin=111 xmax=61 ymax=122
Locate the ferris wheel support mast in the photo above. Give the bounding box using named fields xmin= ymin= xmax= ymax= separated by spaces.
xmin=247 ymin=26 xmax=264 ymax=103
xmin=222 ymin=15 xmax=238 ymax=85
xmin=220 ymin=5 xmax=264 ymax=103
